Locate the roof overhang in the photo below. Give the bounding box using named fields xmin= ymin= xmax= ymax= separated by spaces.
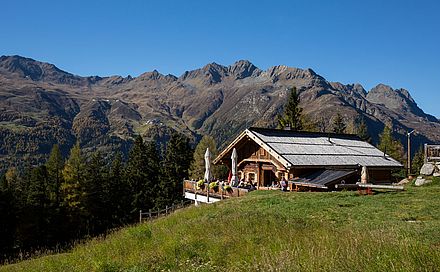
xmin=213 ymin=129 xmax=292 ymax=169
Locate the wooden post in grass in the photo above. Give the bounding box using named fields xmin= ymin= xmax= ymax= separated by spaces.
xmin=139 ymin=210 xmax=142 ymax=223
xmin=149 ymin=209 xmax=151 ymax=220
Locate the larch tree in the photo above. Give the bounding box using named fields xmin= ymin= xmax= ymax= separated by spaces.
xmin=332 ymin=112 xmax=347 ymax=134
xmin=378 ymin=126 xmax=405 ymax=163
xmin=411 ymin=146 xmax=425 ymax=175
xmin=61 ymin=142 xmax=85 ymax=211
xmin=189 ymin=135 xmax=226 ymax=180
xmin=277 ymin=87 xmax=303 ymax=131
xmin=355 ymin=116 xmax=371 ymax=142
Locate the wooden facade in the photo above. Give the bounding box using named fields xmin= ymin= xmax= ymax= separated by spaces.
xmin=214 ymin=128 xmax=403 ymax=189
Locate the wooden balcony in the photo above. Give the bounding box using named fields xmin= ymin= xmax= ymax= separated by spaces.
xmin=183 ymin=180 xmax=250 ymax=203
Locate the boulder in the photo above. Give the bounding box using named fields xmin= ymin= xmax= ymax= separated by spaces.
xmin=420 ymin=163 xmax=435 ymax=176
xmin=415 ymin=176 xmax=432 ymax=186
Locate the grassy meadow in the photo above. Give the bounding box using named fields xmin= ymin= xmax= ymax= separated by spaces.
xmin=2 ymin=178 xmax=440 ymax=271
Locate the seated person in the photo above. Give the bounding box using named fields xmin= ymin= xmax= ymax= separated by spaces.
xmin=280 ymin=177 xmax=288 ymax=191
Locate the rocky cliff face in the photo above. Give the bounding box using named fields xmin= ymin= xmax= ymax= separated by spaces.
xmin=1 ymin=55 xmax=439 ymax=171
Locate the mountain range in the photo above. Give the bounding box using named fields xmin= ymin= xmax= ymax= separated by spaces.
xmin=1 ymin=55 xmax=439 ymax=171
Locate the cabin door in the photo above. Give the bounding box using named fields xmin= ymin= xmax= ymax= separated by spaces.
xmin=263 ymin=169 xmax=275 ymax=187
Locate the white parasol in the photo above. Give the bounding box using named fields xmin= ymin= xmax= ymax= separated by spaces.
xmin=361 ymin=165 xmax=369 ymax=184
xmin=204 ymin=148 xmax=212 ymax=183
xmin=231 ymin=148 xmax=238 ymax=187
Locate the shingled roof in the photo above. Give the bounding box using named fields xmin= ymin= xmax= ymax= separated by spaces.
xmin=214 ymin=127 xmax=403 ymax=169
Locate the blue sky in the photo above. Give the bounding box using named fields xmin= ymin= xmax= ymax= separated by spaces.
xmin=2 ymin=0 xmax=439 ymax=116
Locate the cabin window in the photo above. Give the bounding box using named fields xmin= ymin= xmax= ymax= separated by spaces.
xmin=248 ymin=172 xmax=255 ymax=183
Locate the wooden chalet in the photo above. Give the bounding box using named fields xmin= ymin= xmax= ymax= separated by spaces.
xmin=213 ymin=127 xmax=403 ymax=190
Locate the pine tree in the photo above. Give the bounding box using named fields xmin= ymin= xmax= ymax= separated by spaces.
xmin=46 ymin=144 xmax=64 ymax=203
xmin=277 ymin=87 xmax=303 ymax=131
xmin=332 ymin=113 xmax=347 ymax=134
xmin=158 ymin=131 xmax=193 ymax=207
xmin=378 ymin=126 xmax=405 ymax=163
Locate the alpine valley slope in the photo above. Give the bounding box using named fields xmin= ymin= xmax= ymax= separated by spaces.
xmin=1 ymin=55 xmax=439 ymax=171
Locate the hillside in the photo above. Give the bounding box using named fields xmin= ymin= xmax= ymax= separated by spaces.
xmin=3 ymin=179 xmax=440 ymax=271
xmin=1 ymin=55 xmax=440 ymax=171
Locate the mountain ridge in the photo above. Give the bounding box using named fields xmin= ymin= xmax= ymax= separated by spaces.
xmin=1 ymin=55 xmax=439 ymax=171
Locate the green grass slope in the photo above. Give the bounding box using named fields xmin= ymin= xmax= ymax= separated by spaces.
xmin=3 ymin=178 xmax=440 ymax=271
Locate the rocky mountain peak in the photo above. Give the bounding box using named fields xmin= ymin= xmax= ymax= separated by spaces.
xmin=0 ymin=55 xmax=100 ymax=86
xmin=179 ymin=62 xmax=228 ymax=84
xmin=366 ymin=84 xmax=429 ymax=119
xmin=0 ymin=55 xmax=49 ymax=80
xmin=138 ymin=70 xmax=163 ymax=80
xmin=228 ymin=60 xmax=261 ymax=79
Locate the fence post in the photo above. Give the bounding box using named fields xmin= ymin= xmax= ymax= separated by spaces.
xmin=149 ymin=209 xmax=152 ymax=220
xmin=139 ymin=210 xmax=142 ymax=223
xmin=157 ymin=208 xmax=160 ymax=218
xmin=166 ymin=205 xmax=168 ymax=215
xmin=172 ymin=203 xmax=175 ymax=212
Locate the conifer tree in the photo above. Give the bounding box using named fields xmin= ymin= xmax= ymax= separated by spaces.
xmin=46 ymin=144 xmax=64 ymax=203
xmin=189 ymin=135 xmax=225 ymax=180
xmin=83 ymin=152 xmax=108 ymax=233
xmin=108 ymin=153 xmax=131 ymax=225
xmin=124 ymin=135 xmax=152 ymax=218
xmin=378 ymin=126 xmax=405 ymax=162
xmin=61 ymin=142 xmax=85 ymax=211
xmin=355 ymin=116 xmax=371 ymax=142
xmin=0 ymin=174 xmax=16 ymax=256
xmin=158 ymin=131 xmax=193 ymax=207
xmin=301 ymin=114 xmax=319 ymax=132
xmin=411 ymin=146 xmax=425 ymax=175
xmin=23 ymin=165 xmax=53 ymax=248
xmin=277 ymin=87 xmax=303 ymax=131
xmin=332 ymin=112 xmax=347 ymax=134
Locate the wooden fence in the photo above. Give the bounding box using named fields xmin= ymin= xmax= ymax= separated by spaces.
xmin=139 ymin=199 xmax=193 ymax=223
